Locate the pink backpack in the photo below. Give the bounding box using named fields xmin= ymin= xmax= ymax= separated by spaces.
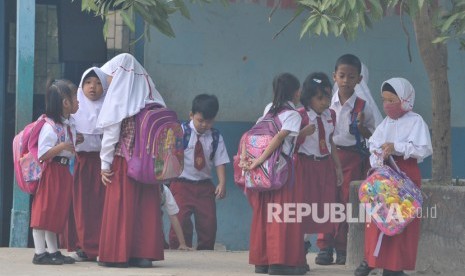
xmin=233 ymin=106 xmax=293 ymax=191
xmin=12 ymin=115 xmax=65 ymax=194
xmin=122 ymin=103 xmax=184 ymax=185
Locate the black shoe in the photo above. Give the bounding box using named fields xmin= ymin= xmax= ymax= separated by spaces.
xmin=128 ymin=258 xmax=153 ymax=268
xmin=70 ymin=248 xmax=96 ymax=262
xmin=315 ymin=248 xmax=334 ymax=265
xmin=98 ymin=261 xmax=129 ymax=268
xmin=268 ymin=264 xmax=306 ymax=275
xmin=32 ymin=252 xmax=63 ymax=265
xmin=383 ymin=270 xmax=409 ymax=276
xmin=304 ymin=263 xmax=310 ymax=272
xmin=354 ymin=260 xmax=374 ymax=276
xmin=254 ymin=265 xmax=268 ymax=274
xmin=49 ymin=251 xmax=75 ymax=264
xmin=335 ymin=250 xmax=346 ymax=265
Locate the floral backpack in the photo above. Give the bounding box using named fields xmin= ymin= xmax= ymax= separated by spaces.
xmin=12 ymin=115 xmax=66 ymax=194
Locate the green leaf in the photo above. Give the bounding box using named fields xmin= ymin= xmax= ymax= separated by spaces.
xmin=432 ymin=36 xmax=450 ymax=44
xmin=174 ymin=0 xmax=191 ymax=19
xmin=441 ymin=13 xmax=460 ymax=33
xmin=368 ymin=0 xmax=383 ymax=20
xmin=119 ymin=10 xmax=135 ymax=32
xmin=300 ymin=14 xmax=318 ymax=38
xmin=321 ymin=17 xmax=329 ymax=36
xmin=348 ymin=0 xmax=356 ymax=10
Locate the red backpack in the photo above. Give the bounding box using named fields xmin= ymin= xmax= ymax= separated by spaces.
xmin=12 ymin=115 xmax=66 ymax=194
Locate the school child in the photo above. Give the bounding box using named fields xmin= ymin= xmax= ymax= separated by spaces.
xmin=168 ymin=94 xmax=230 ymax=250
xmin=96 ymin=53 xmax=166 ymax=268
xmin=316 ymin=54 xmax=377 ymax=265
xmin=242 ymin=73 xmax=306 ymax=275
xmin=160 ymin=184 xmax=192 ymax=251
xmin=68 ymin=67 xmax=108 ymax=261
xmin=296 ymin=72 xmax=343 ymax=236
xmin=354 ymin=78 xmax=432 ymax=276
xmin=30 ymin=79 xmax=79 ymax=265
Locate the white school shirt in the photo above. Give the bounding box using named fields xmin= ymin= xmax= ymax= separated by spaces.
xmin=330 ymin=92 xmax=376 ymax=147
xmin=100 ymin=122 xmax=122 ymax=170
xmin=298 ymin=108 xmax=335 ymax=156
xmin=161 ymin=185 xmax=179 ymax=216
xmin=38 ymin=117 xmax=76 ymax=160
xmin=75 ymin=133 xmax=102 ymax=152
xmin=178 ymin=120 xmax=230 ymax=181
xmin=260 ymin=101 xmax=301 ymax=156
xmin=368 ymin=111 xmax=432 ymax=167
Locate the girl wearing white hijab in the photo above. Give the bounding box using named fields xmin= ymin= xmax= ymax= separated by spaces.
xmin=68 ymin=67 xmax=108 ymax=262
xmin=333 ymin=63 xmax=384 ymax=126
xmin=355 ymin=78 xmax=432 ymax=276
xmin=97 ymin=53 xmax=165 ymax=268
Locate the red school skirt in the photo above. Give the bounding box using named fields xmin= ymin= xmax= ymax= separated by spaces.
xmin=72 ymin=151 xmax=106 ymax=258
xmin=247 ymin=178 xmax=305 ymax=267
xmin=295 ymin=153 xmax=337 ymax=234
xmin=98 ymin=156 xmax=164 ymax=263
xmin=30 ymin=162 xmax=73 ymax=233
xmin=364 ymin=156 xmax=421 ymax=271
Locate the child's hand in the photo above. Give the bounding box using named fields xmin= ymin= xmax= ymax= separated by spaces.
xmin=246 ymin=158 xmax=262 ymax=171
xmin=59 ymin=142 xmax=75 ymax=154
xmin=302 ymin=124 xmax=316 ymax=136
xmin=381 ymin=143 xmax=395 ymax=158
xmin=101 ymin=169 xmax=114 ymax=186
xmin=215 ymin=183 xmax=226 ymax=199
xmin=76 ymin=133 xmax=84 ymax=145
xmin=177 ymin=244 xmax=193 ymax=251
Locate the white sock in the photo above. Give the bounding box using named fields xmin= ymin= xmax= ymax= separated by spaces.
xmin=45 ymin=231 xmax=58 ymax=253
xmin=32 ymin=229 xmax=46 ymax=255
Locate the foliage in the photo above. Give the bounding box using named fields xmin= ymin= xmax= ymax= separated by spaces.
xmin=78 ymin=0 xmax=228 ymax=39
xmin=433 ymin=0 xmax=465 ymax=49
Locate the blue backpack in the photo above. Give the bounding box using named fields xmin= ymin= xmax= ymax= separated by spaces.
xmin=181 ymin=122 xmax=220 ymax=161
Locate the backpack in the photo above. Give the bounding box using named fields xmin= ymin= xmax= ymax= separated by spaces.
xmin=294 ymin=107 xmax=336 ymax=152
xmin=181 ymin=122 xmax=220 ymax=161
xmin=121 ymin=103 xmax=184 ymax=185
xmin=359 ymin=157 xmax=423 ymax=256
xmin=233 ymin=106 xmax=293 ymax=191
xmin=350 ymin=97 xmax=370 ymax=156
xmin=12 ymin=115 xmax=66 ymax=194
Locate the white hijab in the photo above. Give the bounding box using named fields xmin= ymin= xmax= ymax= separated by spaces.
xmin=96 ymin=53 xmax=166 ymax=129
xmin=381 ymin=77 xmax=415 ymax=112
xmin=73 ymin=67 xmax=108 ymax=134
xmin=333 ymin=63 xmax=383 ymax=126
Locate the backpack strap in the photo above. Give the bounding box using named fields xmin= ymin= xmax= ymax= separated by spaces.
xmin=182 ymin=121 xmax=220 ymax=161
xmin=294 ymin=107 xmax=309 ymax=152
xmin=350 ymin=97 xmax=369 ymax=156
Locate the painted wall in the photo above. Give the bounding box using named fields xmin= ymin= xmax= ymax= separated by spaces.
xmin=148 ymin=2 xmax=465 ymax=250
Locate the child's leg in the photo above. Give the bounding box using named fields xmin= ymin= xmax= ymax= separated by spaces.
xmin=45 ymin=230 xmax=59 ymax=253
xmin=193 ymin=182 xmax=216 ymax=250
xmin=32 ymin=229 xmax=46 ymax=254
xmin=169 ymin=182 xmax=195 ymax=248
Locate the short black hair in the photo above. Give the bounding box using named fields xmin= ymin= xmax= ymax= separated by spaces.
xmin=335 ymin=54 xmax=362 ymax=74
xmin=300 ymin=72 xmax=332 ymax=109
xmin=45 ymin=79 xmax=77 ymax=123
xmin=191 ymin=94 xmax=219 ymax=120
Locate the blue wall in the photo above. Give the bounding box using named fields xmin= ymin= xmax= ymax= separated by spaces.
xmin=150 ymin=2 xmax=465 ymax=250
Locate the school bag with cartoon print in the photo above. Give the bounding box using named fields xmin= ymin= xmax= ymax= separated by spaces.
xmin=12 ymin=115 xmax=66 ymax=194
xmin=358 ymin=156 xmax=423 ymax=256
xmin=233 ymin=106 xmax=294 ymax=191
xmin=181 ymin=122 xmax=220 ymax=160
xmin=121 ymin=103 xmax=184 ymax=185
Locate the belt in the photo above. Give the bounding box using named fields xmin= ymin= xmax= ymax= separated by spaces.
xmin=336 ymin=145 xmax=358 ymax=152
xmin=176 ymin=177 xmax=212 ymax=184
xmin=52 ymin=156 xmax=70 ymax=165
xmin=298 ymin=153 xmax=330 ymax=161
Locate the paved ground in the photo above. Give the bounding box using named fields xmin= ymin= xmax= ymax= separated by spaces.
xmin=0 ymin=248 xmax=439 ymax=276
